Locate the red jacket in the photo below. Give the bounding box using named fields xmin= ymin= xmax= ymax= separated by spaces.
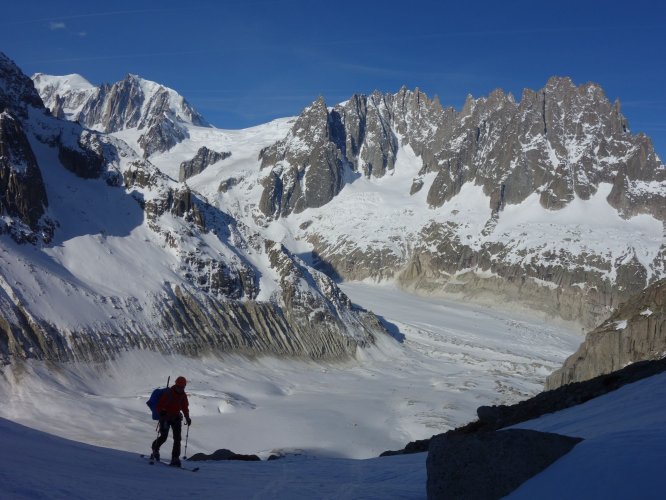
xmin=156 ymin=386 xmax=190 ymax=419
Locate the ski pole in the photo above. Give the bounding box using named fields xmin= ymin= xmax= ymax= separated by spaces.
xmin=183 ymin=423 xmax=190 ymax=460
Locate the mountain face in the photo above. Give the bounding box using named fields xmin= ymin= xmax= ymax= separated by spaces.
xmin=546 ymin=277 xmax=666 ymax=389
xmin=17 ymin=54 xmax=666 ymax=359
xmin=258 ymin=80 xmax=665 ymax=327
xmin=32 ymin=73 xmax=207 ymax=158
xmin=0 ymin=53 xmax=385 ymax=363
xmin=260 ymin=80 xmax=662 ymax=220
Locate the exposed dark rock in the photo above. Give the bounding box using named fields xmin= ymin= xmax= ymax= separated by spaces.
xmin=57 ymin=129 xmax=106 ymax=179
xmin=218 ymin=177 xmax=239 ymax=193
xmin=426 ymin=429 xmax=582 ymax=500
xmin=122 ymin=159 xmax=164 ymax=190
xmin=0 ymin=53 xmax=45 ymax=119
xmin=258 ymin=96 xmax=346 ymax=217
xmin=0 ymin=112 xmax=48 ymax=230
xmin=137 ymin=116 xmax=188 ymax=158
xmin=187 ymin=449 xmax=260 ymax=462
xmin=179 ymin=147 xmax=231 ymax=181
xmin=0 ymin=277 xmax=383 ymax=363
xmin=547 ymin=278 xmax=666 ymax=388
xmin=380 ymin=438 xmax=430 ymax=457
xmin=143 ymin=185 xmax=205 ymax=231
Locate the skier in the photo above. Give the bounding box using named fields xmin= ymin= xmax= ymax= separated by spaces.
xmin=151 ymin=376 xmax=192 ymax=467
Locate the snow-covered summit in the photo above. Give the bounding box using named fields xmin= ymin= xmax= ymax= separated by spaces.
xmin=32 ymin=72 xmax=97 ymax=122
xmin=32 ymin=72 xmax=208 ymax=158
xmin=32 ymin=72 xmax=95 ymax=93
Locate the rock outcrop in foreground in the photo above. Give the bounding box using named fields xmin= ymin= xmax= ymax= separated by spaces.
xmin=382 ymin=356 xmax=666 ymax=498
xmin=188 ymin=449 xmax=260 ymax=462
xmin=546 ymin=277 xmax=666 ymax=389
xmin=426 ymin=430 xmax=582 ymax=500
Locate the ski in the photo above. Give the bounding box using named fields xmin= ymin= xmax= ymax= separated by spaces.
xmin=139 ymin=454 xmax=199 ymax=472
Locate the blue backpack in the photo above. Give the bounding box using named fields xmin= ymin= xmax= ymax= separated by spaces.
xmin=146 ymin=387 xmax=168 ymax=420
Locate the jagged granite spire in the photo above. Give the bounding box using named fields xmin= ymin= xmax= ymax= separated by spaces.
xmin=259 ymin=78 xmax=664 ymax=221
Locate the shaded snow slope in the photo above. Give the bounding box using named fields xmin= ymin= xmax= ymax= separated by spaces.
xmin=0 ymin=417 xmax=426 ymax=500
xmin=508 ymin=371 xmax=666 ymax=499
xmin=0 ymin=117 xmax=291 ymax=329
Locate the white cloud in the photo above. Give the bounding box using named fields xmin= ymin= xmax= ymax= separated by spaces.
xmin=49 ymin=21 xmax=66 ymax=30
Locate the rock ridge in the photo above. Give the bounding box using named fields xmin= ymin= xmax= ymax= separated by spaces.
xmin=546 ymin=277 xmax=666 ymax=388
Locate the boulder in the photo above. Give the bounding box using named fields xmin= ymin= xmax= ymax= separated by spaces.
xmin=426 ymin=429 xmax=582 ymax=500
xmin=187 ymin=448 xmax=260 ymax=462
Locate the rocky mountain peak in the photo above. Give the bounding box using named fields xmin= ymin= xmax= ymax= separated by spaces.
xmin=0 ymin=53 xmax=45 ymax=118
xmin=258 ymin=78 xmax=665 ymax=222
xmin=32 ymin=72 xmax=97 ymax=121
xmin=1 ymin=55 xmax=389 ymax=364
xmin=291 ymin=95 xmax=330 ymax=144
xmin=544 ymin=75 xmax=576 ymax=92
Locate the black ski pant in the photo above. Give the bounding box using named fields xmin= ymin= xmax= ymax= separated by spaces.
xmin=152 ymin=416 xmax=182 ymax=460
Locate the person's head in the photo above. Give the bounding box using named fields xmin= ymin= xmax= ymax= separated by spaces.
xmin=174 ymin=376 xmax=187 ymax=393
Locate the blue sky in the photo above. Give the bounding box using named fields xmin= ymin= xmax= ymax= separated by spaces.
xmin=2 ymin=0 xmax=665 ymax=155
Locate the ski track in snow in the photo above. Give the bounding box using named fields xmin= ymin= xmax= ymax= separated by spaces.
xmin=0 ymin=282 xmax=581 ymax=462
